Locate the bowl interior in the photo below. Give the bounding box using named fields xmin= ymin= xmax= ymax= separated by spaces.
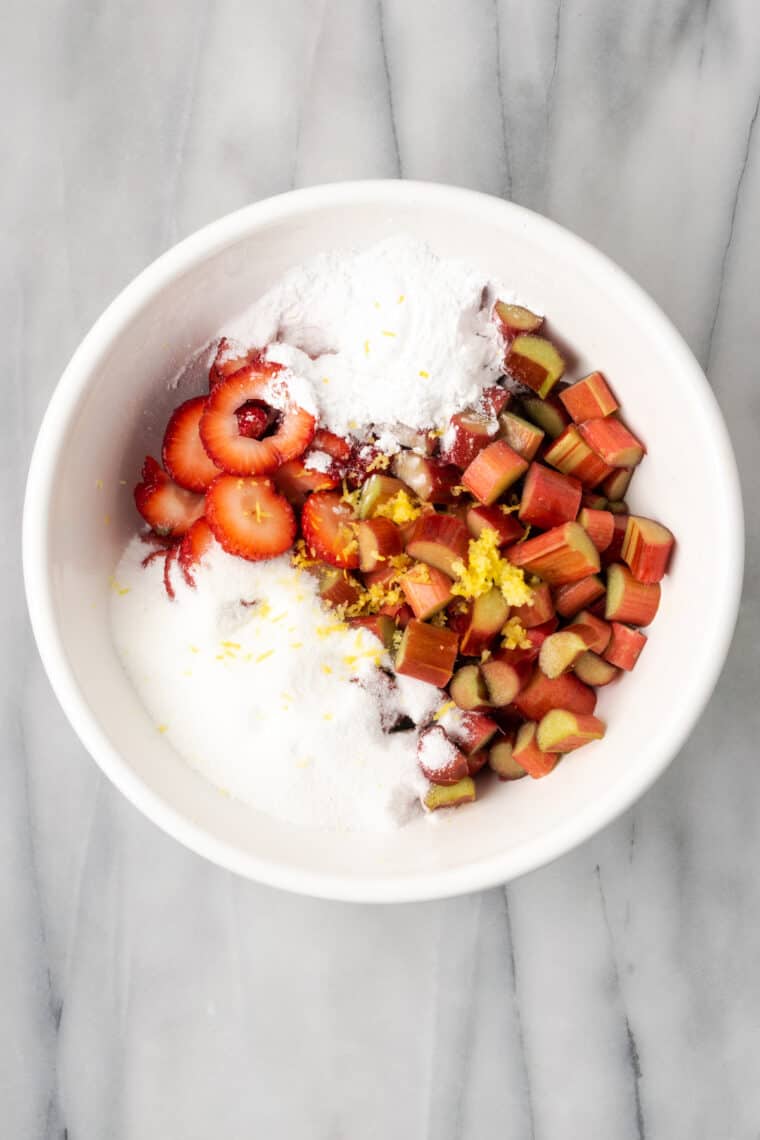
xmin=26 ymin=185 xmax=742 ymax=900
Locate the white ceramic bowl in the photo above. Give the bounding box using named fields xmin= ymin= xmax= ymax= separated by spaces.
xmin=23 ymin=181 xmax=743 ymax=902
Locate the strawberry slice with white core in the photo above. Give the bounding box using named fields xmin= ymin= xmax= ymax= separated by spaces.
xmin=134 ymin=457 xmax=205 ymax=537
xmin=162 ymin=396 xmax=222 ymax=492
xmin=301 ymin=490 xmax=360 ymax=569
xmin=200 ymin=363 xmax=316 ymax=476
xmin=178 ymin=518 xmax=215 ymax=587
xmin=205 ymin=475 xmax=296 ymax=561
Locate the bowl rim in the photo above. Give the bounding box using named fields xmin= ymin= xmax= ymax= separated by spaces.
xmin=23 ymin=180 xmax=744 ymax=902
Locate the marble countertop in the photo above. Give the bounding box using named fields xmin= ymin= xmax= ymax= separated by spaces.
xmin=5 ymin=0 xmax=759 ymax=1136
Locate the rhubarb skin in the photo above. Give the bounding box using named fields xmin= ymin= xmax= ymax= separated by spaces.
xmin=392 ymin=453 xmax=460 ymax=504
xmin=466 ymin=504 xmax=525 ymax=547
xmin=544 ymin=425 xmax=615 ymax=487
xmin=511 ymin=581 xmax=555 ymax=628
xmin=423 ymin=777 xmax=476 ymax=811
xmin=461 ymin=440 xmax=529 ymax=505
xmin=400 ymin=564 xmax=453 ymax=620
xmin=514 ymin=670 xmax=597 ymax=720
xmin=488 ymin=737 xmax=527 ymax=780
xmin=395 ymin=620 xmax=459 ymax=687
xmin=506 ymin=335 xmax=566 ymax=398
xmin=604 ymin=622 xmax=647 ymax=670
xmin=536 ymin=710 xmax=605 ymax=753
xmin=622 ymin=516 xmax=675 ymax=583
xmin=357 ymin=517 xmax=403 ymax=572
xmin=574 ymin=651 xmax=619 ymax=687
xmin=417 ymin=726 xmax=471 ymax=786
xmin=578 ymin=507 xmax=615 ymax=552
xmin=553 ymin=575 xmax=606 ymax=618
xmin=513 ymin=722 xmax=560 ymax=778
xmin=348 ymin=614 xmax=396 ymax=650
xmin=601 ymin=513 xmax=629 ymax=567
xmin=318 ymin=567 xmax=363 ymax=609
xmin=571 ymin=610 xmax=611 ymax=654
xmin=520 ymin=392 xmax=570 ymax=440
xmin=459 ymin=588 xmax=510 ymax=655
xmin=508 ymin=521 xmax=600 ymax=586
xmin=406 ymin=513 xmax=470 ymax=577
xmin=605 ymin=563 xmax=661 ymax=626
xmin=519 ymin=462 xmax=582 ymax=530
xmin=559 ymin=372 xmax=619 ymax=422
xmin=440 ymin=411 xmax=496 ymax=470
xmin=446 ymin=711 xmax=501 ymax=759
xmin=579 ymin=417 xmax=645 ymax=467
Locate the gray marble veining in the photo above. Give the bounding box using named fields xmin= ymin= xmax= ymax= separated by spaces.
xmin=5 ymin=0 xmax=759 ymax=1136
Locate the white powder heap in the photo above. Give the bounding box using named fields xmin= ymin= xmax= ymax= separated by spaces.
xmin=417 ymin=726 xmax=458 ymax=774
xmin=223 ymin=236 xmax=508 ymax=443
xmin=111 ymin=537 xmax=443 ymax=832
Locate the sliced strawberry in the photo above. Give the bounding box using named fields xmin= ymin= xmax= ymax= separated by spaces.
xmin=208 ymin=338 xmax=262 ymax=388
xmin=301 ymin=490 xmax=360 ymax=569
xmin=134 ymin=456 xmax=205 ymax=537
xmin=311 ymin=428 xmax=352 ymax=461
xmin=235 ymin=401 xmax=272 ymax=439
xmin=205 ymin=475 xmax=296 ymax=561
xmin=178 ymin=518 xmax=215 ymax=587
xmin=200 ymin=364 xmax=316 ymax=475
xmin=163 ymin=543 xmax=180 ymax=600
xmin=274 ymin=458 xmax=340 ymax=506
xmin=162 ymin=396 xmax=221 ymax=492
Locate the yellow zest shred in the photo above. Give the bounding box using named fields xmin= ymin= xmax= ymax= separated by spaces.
xmin=340 ymin=480 xmax=362 ymax=512
xmin=501 ymin=616 xmax=532 ymax=650
xmin=450 ymin=528 xmax=533 ymax=607
xmin=321 ymin=663 xmax=333 ymax=674
xmin=397 ymin=294 xmax=405 ymax=303
xmin=366 ymin=452 xmax=390 ymax=472
xmin=374 ymin=489 xmax=422 ymax=524
xmin=500 ymin=502 xmax=521 ymax=515
xmin=429 ymin=610 xmax=448 ymax=627
xmin=256 ymin=649 xmax=275 ymax=663
xmin=418 ymin=370 xmax=430 ymax=379
xmin=433 ymin=701 xmax=456 ymax=721
xmin=221 ymin=640 xmax=241 ymax=649
xmin=382 ymin=330 xmax=397 ymax=338
xmin=291 ymin=540 xmax=318 ymax=572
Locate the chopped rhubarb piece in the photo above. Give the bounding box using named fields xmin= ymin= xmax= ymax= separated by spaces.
xmin=317 ymin=566 xmax=363 ymax=609
xmin=622 ymin=516 xmax=675 ymax=583
xmin=508 ymin=521 xmax=600 ymax=585
xmin=513 ymin=722 xmax=560 ymax=778
xmin=449 ymin=664 xmax=491 ymax=711
xmin=605 ymin=563 xmax=660 ymax=626
xmin=519 ymin=463 xmax=582 ymax=530
xmin=357 ymin=517 xmax=403 ymax=572
xmin=602 ymin=513 xmax=629 ymax=566
xmin=417 ymin=726 xmax=470 ymax=786
xmin=396 ymin=620 xmax=459 ymax=687
xmin=445 ymin=711 xmax=500 ymax=759
xmin=357 ymin=474 xmax=409 ymax=519
xmin=400 ymin=563 xmax=453 ymax=620
xmin=506 ymin=335 xmax=565 ymax=398
xmin=494 ymin=300 xmax=544 ymax=336
xmin=537 ymin=710 xmax=605 ymax=752
xmin=544 ymin=425 xmax=614 ymax=486
xmin=601 ymin=467 xmax=634 ymax=501
xmin=311 ymin=428 xmax=352 ymax=461
xmin=607 ymin=500 xmax=628 ymax=515
xmin=578 ymin=417 xmax=645 ymax=467
xmin=440 ymin=411 xmax=497 ymax=469
xmin=511 ymin=581 xmax=555 ymax=628
xmin=459 ymin=588 xmax=510 ymax=655
xmin=538 ymin=628 xmax=595 ymax=679
xmin=274 ymin=458 xmax=339 ymax=506
xmin=465 ymin=504 xmax=525 ymax=547
xmin=494 ymin=618 xmax=556 ymax=670
xmin=200 ymin=362 xmax=316 ymax=475
xmin=301 ymin=490 xmax=360 ymax=569
xmin=553 ymin=575 xmax=605 ymax=617
xmin=461 ymin=440 xmax=529 ymax=505
xmin=348 ymin=614 xmax=396 ymax=649
xmin=574 ymin=651 xmax=619 ymax=687
xmin=480 ymin=384 xmax=511 ymax=417
xmin=134 ymin=457 xmax=205 ymax=537
xmin=514 ymin=670 xmax=597 ymax=720
xmin=381 ymin=601 xmax=414 ymax=628
xmin=488 ymin=737 xmax=527 ymax=780
xmin=392 ymin=453 xmax=460 ymax=504
xmin=481 ymin=659 xmax=523 ymax=707
xmin=205 ymin=475 xmax=296 ymax=561
xmin=405 ymin=513 xmax=470 ymax=577
xmin=578 ymin=507 xmax=615 ymax=552
xmin=581 ymin=491 xmax=608 ymax=510
xmin=604 ymin=622 xmax=647 ymax=670
xmin=571 ymin=611 xmax=611 ymax=654
xmin=497 ymin=412 xmax=544 ymax=460
xmin=423 ymin=777 xmax=476 ymax=811
xmin=520 ymin=392 xmax=571 ymax=439
xmin=559 ymin=372 xmax=619 ymax=422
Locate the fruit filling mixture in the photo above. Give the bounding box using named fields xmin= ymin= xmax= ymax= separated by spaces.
xmin=111 ymin=237 xmax=675 ymax=832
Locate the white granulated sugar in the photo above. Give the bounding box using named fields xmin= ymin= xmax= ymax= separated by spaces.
xmin=303 ymin=449 xmax=331 ymax=473
xmin=418 ymin=726 xmax=458 ymax=774
xmin=110 ymin=537 xmax=431 ymax=832
xmin=224 ymin=236 xmax=508 ymax=442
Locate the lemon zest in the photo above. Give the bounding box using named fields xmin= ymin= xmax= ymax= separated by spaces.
xmin=450 ymin=528 xmax=533 ymax=607
xmin=501 ymin=616 xmax=532 ymax=650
